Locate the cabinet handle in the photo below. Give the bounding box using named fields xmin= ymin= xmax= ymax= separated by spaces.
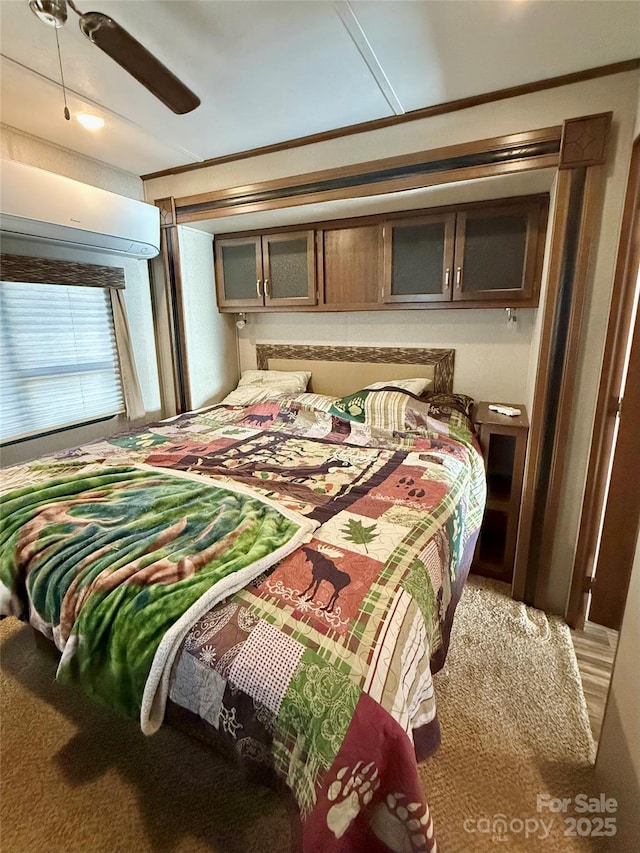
xmin=456 ymin=266 xmax=462 ymax=289
xmin=264 ymin=278 xmax=270 ymax=297
xmin=444 ymin=268 xmax=451 ymax=288
xmin=256 ymin=279 xmax=262 ymax=298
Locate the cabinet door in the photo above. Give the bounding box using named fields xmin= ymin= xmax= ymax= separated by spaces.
xmin=215 ymin=236 xmax=264 ymax=308
xmin=382 ymin=214 xmax=455 ymax=303
xmin=453 ymin=202 xmax=541 ymax=302
xmin=262 ymin=231 xmax=316 ymax=306
xmin=321 ymin=225 xmax=382 ymax=307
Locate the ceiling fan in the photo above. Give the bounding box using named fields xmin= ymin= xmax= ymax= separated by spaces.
xmin=28 ymin=0 xmax=200 ymax=115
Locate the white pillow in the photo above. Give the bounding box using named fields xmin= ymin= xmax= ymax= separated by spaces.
xmin=364 ymin=377 xmax=432 ymax=395
xmin=237 ymin=369 xmax=311 ymax=391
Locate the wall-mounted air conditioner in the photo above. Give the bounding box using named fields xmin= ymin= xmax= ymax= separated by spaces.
xmin=0 ymin=159 xmax=160 ymax=259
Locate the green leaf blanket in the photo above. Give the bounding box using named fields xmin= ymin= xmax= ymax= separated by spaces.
xmin=0 ymin=464 xmax=317 ymax=733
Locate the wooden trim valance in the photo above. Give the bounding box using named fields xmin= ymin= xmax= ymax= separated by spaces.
xmin=0 ymin=254 xmax=125 ymax=289
xmin=174 ymin=127 xmax=561 ymax=224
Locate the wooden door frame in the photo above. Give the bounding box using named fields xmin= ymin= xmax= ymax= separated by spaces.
xmin=566 ymin=135 xmax=640 ymax=629
xmin=589 ymin=296 xmax=640 ymax=628
xmin=154 ymin=197 xmax=192 ymax=413
xmin=512 ymin=114 xmax=613 ymax=605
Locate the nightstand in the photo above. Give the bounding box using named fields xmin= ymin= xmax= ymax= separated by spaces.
xmin=472 ymin=402 xmax=529 ymax=583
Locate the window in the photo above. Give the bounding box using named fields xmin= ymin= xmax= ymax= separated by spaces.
xmin=0 ymin=281 xmax=125 ymax=443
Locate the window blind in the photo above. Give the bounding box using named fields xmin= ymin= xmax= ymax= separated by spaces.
xmin=0 ymin=281 xmax=125 ymax=442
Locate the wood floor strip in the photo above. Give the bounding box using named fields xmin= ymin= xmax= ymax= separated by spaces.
xmin=571 ymin=620 xmax=618 ymax=745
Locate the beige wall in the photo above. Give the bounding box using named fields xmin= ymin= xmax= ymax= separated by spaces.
xmin=144 ymin=69 xmax=640 ymax=615
xmin=177 ymin=226 xmax=238 ymax=408
xmin=236 ymin=308 xmax=536 ymax=403
xmin=0 ymin=127 xmax=162 ymax=465
xmin=1 ymin=124 xmax=143 ymax=199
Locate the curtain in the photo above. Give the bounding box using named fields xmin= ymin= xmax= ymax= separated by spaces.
xmin=110 ymin=288 xmax=146 ymax=421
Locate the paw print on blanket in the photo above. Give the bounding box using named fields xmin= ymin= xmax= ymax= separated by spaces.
xmin=326 ymin=761 xmax=380 ymax=839
xmin=397 ymin=476 xmax=426 ymax=499
xmin=371 ymin=793 xmax=434 ymax=852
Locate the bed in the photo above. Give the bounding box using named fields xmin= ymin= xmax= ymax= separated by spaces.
xmin=0 ymin=345 xmax=486 ymax=853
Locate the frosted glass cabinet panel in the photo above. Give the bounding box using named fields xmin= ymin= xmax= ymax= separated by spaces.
xmin=382 ymin=200 xmax=544 ymax=306
xmin=215 ymin=237 xmax=263 ymax=308
xmin=215 ymin=231 xmax=316 ymax=309
xmin=263 ymin=232 xmax=316 ymax=306
xmin=382 ymin=214 xmax=455 ymax=303
xmin=453 ymin=203 xmax=543 ymax=302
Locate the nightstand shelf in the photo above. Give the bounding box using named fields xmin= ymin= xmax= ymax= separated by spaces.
xmin=486 ymin=473 xmax=513 ymax=508
xmin=472 ymin=402 xmax=529 ymax=583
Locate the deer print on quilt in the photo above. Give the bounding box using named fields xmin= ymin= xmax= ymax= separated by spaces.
xmin=3 ymin=392 xmax=485 ymax=853
xmin=157 ymin=395 xmax=485 ymax=853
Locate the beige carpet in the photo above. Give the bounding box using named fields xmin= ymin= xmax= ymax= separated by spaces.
xmin=0 ymin=577 xmax=614 ymax=853
xmin=424 ymin=578 xmax=604 ymax=852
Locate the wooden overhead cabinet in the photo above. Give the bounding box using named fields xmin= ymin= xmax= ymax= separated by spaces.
xmin=214 ymin=194 xmax=547 ymax=312
xmin=452 ymin=201 xmax=543 ymax=302
xmin=215 ymin=230 xmax=316 ymax=309
xmin=320 ymin=224 xmax=382 ymax=308
xmin=382 ymin=213 xmax=456 ymax=303
xmin=382 ymin=198 xmax=545 ymax=306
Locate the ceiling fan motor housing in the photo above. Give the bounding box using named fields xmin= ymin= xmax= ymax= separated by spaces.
xmin=28 ymin=0 xmax=68 ymax=28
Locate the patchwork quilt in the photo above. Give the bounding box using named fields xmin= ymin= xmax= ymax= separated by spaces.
xmin=0 ymin=391 xmax=486 ymax=853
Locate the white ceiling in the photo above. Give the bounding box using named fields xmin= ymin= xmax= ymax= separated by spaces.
xmin=1 ymin=0 xmax=638 ymax=178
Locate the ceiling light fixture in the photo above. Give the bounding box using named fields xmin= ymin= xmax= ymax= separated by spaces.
xmin=76 ymin=112 xmax=105 ymax=130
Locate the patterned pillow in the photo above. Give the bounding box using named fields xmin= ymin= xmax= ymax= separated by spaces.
xmin=329 ymin=388 xmax=418 ymax=431
xmin=364 ymin=377 xmax=432 ymax=395
xmin=237 ymin=369 xmax=311 ymax=391
xmin=422 ymin=392 xmax=475 ymax=418
xmin=328 ymin=388 xmax=476 ymax=433
xmin=290 ymin=392 xmax=338 ymax=412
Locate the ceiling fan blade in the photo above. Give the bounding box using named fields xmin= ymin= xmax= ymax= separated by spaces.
xmin=78 ymin=12 xmax=200 ymax=115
